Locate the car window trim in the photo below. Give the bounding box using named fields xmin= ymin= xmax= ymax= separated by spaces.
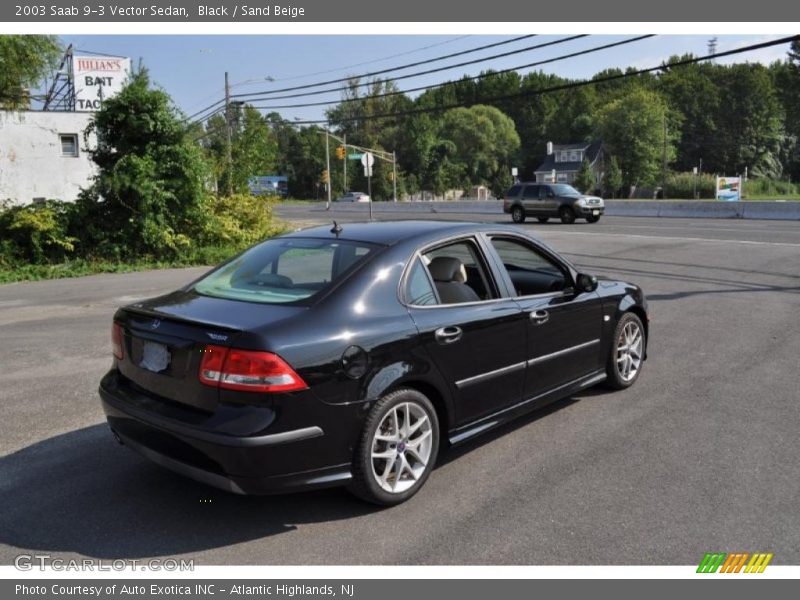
xmin=479 ymin=232 xmax=579 ymax=299
xmin=398 ymin=234 xmax=506 ymax=309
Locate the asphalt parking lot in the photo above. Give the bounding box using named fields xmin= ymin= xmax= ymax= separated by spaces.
xmin=1 ymin=211 xmax=799 ymax=565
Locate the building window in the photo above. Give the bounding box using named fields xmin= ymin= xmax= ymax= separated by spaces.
xmin=557 ymin=173 xmax=569 ymax=182
xmin=559 ymin=151 xmax=568 ymax=162
xmin=60 ymin=134 xmax=79 ymax=157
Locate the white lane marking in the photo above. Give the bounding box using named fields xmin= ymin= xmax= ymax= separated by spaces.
xmin=536 ymin=230 xmax=800 ymax=248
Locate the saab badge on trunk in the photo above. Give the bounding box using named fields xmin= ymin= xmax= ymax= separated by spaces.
xmin=140 ymin=341 xmax=171 ymax=373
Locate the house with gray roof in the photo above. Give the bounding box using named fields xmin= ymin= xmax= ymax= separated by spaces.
xmin=534 ymin=140 xmax=604 ymax=188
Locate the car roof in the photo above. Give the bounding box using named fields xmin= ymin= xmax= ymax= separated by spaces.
xmin=281 ymin=220 xmax=535 ymax=246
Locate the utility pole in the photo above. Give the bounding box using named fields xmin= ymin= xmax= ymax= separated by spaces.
xmin=325 ymin=129 xmax=332 ymax=210
xmin=224 ymin=71 xmax=233 ymax=196
xmin=662 ymin=114 xmax=668 ymax=199
xmin=343 ymin=133 xmax=347 ymax=193
xmin=392 ymin=150 xmax=398 ymax=202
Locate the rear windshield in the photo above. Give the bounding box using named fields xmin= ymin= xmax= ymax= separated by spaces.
xmin=194 ymin=237 xmax=378 ymax=304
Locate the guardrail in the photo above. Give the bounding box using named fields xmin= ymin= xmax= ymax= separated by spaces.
xmin=315 ymin=199 xmax=800 ymax=220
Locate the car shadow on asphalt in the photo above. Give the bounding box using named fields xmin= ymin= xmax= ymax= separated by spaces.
xmin=0 ymin=388 xmax=609 ymax=561
xmin=0 ymin=423 xmax=379 ymax=560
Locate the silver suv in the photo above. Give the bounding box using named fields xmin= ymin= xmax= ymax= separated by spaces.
xmin=502 ymin=182 xmax=604 ymax=224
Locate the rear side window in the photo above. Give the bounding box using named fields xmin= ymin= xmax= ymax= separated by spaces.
xmin=194 ymin=238 xmax=377 ymax=304
xmin=404 ymin=258 xmax=437 ymax=306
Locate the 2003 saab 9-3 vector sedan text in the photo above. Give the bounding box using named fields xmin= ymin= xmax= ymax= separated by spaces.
xmin=100 ymin=221 xmax=648 ymax=505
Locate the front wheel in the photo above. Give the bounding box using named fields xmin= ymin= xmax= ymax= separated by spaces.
xmin=348 ymin=388 xmax=440 ymax=506
xmin=559 ymin=206 xmax=576 ymax=224
xmin=511 ymin=206 xmax=526 ymax=223
xmin=586 ymin=214 xmax=600 ymax=223
xmin=605 ymin=312 xmax=645 ymax=389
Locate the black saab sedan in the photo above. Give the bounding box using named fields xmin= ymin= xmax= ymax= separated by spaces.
xmin=100 ymin=221 xmax=648 ymax=505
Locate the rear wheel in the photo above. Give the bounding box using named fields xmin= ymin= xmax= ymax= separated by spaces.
xmin=348 ymin=388 xmax=440 ymax=506
xmin=559 ymin=206 xmax=576 ymax=224
xmin=537 ymin=217 xmax=550 ymax=223
xmin=586 ymin=214 xmax=600 ymax=223
xmin=605 ymin=312 xmax=645 ymax=389
xmin=511 ymin=206 xmax=526 ymax=223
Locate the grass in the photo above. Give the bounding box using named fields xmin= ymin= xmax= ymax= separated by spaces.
xmin=0 ymin=245 xmax=241 ymax=285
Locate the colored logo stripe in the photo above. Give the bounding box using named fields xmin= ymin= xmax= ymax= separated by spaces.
xmin=697 ymin=552 xmax=773 ymax=573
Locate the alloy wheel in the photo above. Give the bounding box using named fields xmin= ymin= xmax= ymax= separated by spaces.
xmin=616 ymin=320 xmax=643 ymax=382
xmin=370 ymin=401 xmax=433 ymax=494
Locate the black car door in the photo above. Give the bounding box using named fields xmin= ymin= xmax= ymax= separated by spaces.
xmin=403 ymin=237 xmax=527 ymax=427
xmin=483 ymin=235 xmax=604 ymax=399
xmin=521 ymin=184 xmax=542 ymax=214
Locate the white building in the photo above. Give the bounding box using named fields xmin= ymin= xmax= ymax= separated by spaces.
xmin=0 ymin=110 xmax=96 ymax=205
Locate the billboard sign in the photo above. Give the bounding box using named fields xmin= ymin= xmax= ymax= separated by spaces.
xmin=248 ymin=176 xmax=288 ymax=197
xmin=72 ymin=55 xmax=132 ymax=111
xmin=716 ymin=176 xmax=741 ymax=201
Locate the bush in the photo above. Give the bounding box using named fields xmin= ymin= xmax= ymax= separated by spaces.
xmin=200 ymin=194 xmax=286 ymax=249
xmin=0 ymin=200 xmax=78 ymax=264
xmin=741 ymin=177 xmax=799 ymax=197
xmin=664 ymin=172 xmax=716 ymax=199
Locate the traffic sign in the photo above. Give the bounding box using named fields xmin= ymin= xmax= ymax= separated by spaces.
xmin=361 ymin=152 xmax=375 ymax=168
xmin=348 ymin=153 xmax=364 ymax=160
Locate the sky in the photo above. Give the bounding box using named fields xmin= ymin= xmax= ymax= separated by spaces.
xmin=50 ymin=34 xmax=795 ymax=123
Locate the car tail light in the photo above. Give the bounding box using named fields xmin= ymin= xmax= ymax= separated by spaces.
xmin=111 ymin=322 xmax=124 ymax=359
xmin=199 ymin=345 xmax=308 ymax=393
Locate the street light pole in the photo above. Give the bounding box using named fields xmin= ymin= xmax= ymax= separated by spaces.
xmin=392 ymin=150 xmax=397 ymax=203
xmin=224 ymin=71 xmax=233 ymax=196
xmin=343 ymin=133 xmax=347 ymax=193
xmin=325 ymin=128 xmax=331 ymax=210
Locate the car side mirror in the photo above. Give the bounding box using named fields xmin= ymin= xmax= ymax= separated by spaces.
xmin=576 ymin=273 xmax=598 ymax=293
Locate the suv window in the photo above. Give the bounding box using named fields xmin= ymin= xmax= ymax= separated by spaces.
xmin=489 ymin=237 xmax=569 ymax=296
xmin=522 ymin=185 xmax=540 ymax=199
xmin=505 ymin=184 xmax=522 ymax=197
xmin=195 ymin=238 xmax=377 ymax=304
xmin=419 ymin=240 xmax=497 ymax=305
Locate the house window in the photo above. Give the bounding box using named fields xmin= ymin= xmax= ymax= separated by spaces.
xmin=569 ymin=150 xmax=581 ymax=162
xmin=557 ymin=173 xmax=569 ymax=182
xmin=60 ymin=134 xmax=79 ymax=157
xmin=559 ymin=151 xmax=569 ymax=162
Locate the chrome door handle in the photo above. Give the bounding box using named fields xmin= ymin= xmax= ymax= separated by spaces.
xmin=529 ymin=310 xmax=549 ymax=325
xmin=435 ymin=326 xmax=463 ymax=345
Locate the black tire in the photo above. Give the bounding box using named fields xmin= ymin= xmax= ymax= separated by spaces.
xmin=559 ymin=206 xmax=576 ymax=224
xmin=605 ymin=312 xmax=646 ymax=390
xmin=511 ymin=206 xmax=526 ymax=223
xmin=348 ymin=388 xmax=440 ymax=506
xmin=586 ymin=215 xmax=600 ymax=223
xmin=536 ymin=217 xmax=550 ymax=223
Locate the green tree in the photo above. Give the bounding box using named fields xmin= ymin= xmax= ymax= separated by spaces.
xmin=200 ymin=105 xmax=279 ymax=195
xmin=439 ymin=104 xmax=520 ymax=196
xmin=74 ymin=68 xmax=210 ymax=258
xmin=573 ymin=158 xmax=595 ymax=193
xmin=0 ymin=35 xmax=62 ymax=109
xmin=602 ymin=156 xmax=623 ymax=198
xmin=595 ymin=88 xmax=677 ymax=188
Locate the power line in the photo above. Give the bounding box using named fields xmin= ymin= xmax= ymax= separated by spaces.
xmin=267 ymin=35 xmax=473 ymax=83
xmin=279 ymin=35 xmax=799 ymax=126
xmin=184 ymin=34 xmax=551 ymax=123
xmin=232 ymin=34 xmax=539 ymax=98
xmin=244 ymin=35 xmax=654 ymax=112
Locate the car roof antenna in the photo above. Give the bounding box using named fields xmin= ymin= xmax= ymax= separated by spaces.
xmin=330 ymin=220 xmax=343 ymax=237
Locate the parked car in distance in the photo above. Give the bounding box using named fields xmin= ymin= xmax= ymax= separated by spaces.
xmin=503 ymin=182 xmax=605 ymax=224
xmin=337 ymin=191 xmax=370 ymax=203
xmin=99 ymin=221 xmax=648 ymax=505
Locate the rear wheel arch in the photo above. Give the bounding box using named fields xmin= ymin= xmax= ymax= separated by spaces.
xmin=386 ymin=379 xmax=451 ymax=444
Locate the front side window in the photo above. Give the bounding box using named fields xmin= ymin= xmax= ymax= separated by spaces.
xmin=194 ymin=238 xmax=377 ymax=304
xmin=489 ymin=237 xmax=569 ymax=296
xmin=522 ymin=185 xmax=540 ymax=199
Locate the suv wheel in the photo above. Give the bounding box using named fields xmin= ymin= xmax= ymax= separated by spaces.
xmin=511 ymin=206 xmax=526 ymax=223
xmin=559 ymin=206 xmax=576 ymax=224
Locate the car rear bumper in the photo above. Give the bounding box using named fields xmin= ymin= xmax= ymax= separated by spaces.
xmin=98 ymin=370 xmax=354 ymax=494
